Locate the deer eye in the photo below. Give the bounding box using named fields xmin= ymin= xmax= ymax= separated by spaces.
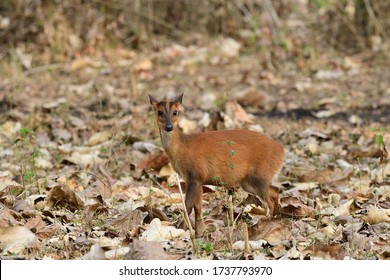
xmin=173 ymin=110 xmax=178 ymax=116
xmin=157 ymin=110 xmax=163 ymax=117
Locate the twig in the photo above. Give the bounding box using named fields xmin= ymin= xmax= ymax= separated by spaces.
xmin=24 ymin=63 xmax=63 ymax=76
xmin=243 ymin=222 xmax=250 ymax=258
xmin=227 ymin=195 xmax=234 ymax=253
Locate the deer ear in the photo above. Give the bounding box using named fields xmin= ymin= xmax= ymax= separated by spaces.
xmin=147 ymin=94 xmax=158 ymax=105
xmin=174 ymin=93 xmax=184 ymax=104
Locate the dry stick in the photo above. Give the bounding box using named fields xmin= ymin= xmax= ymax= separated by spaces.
xmin=227 ymin=195 xmax=234 ymax=253
xmin=24 ymin=63 xmax=64 ymax=76
xmin=176 ymin=173 xmax=196 ymax=248
xmin=243 ymin=222 xmax=250 ymax=258
xmin=130 ymin=69 xmax=138 ymax=98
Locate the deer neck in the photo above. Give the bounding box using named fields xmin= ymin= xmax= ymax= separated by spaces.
xmin=159 ymin=128 xmax=186 ymax=159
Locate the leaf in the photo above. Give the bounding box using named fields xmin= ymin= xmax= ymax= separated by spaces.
xmin=124 ymin=239 xmax=179 ymax=260
xmin=13 ymin=199 xmax=34 ymax=216
xmin=232 ymin=88 xmax=269 ymax=109
xmin=219 ymin=38 xmax=241 ymax=58
xmin=107 ymin=209 xmax=148 ymax=232
xmin=225 ymin=100 xmax=254 ymax=125
xmin=331 ymin=199 xmax=354 ymax=217
xmin=140 ymin=218 xmax=188 ymax=242
xmin=133 ymin=58 xmax=153 ymax=72
xmin=68 ymin=57 xmax=104 ymax=72
xmin=178 ymin=117 xmax=198 ymax=134
xmin=80 ymin=244 xmax=106 ymax=260
xmin=280 ymin=196 xmax=316 ymax=218
xmin=0 ymin=210 xmax=19 ymax=227
xmin=88 ymin=131 xmax=112 ymax=146
xmin=0 ymin=226 xmax=38 ymax=255
xmin=132 ymin=141 xmax=159 ymax=153
xmin=98 ymin=236 xmax=121 ymax=249
xmin=105 ymin=247 xmax=130 ymax=260
xmin=24 ymin=216 xmax=47 ymax=235
xmin=302 ymin=243 xmax=346 ymax=260
xmin=298 ymin=168 xmax=352 ymax=184
xmin=46 ymin=185 xmax=85 ymax=211
xmin=135 ymin=151 xmax=170 ymax=177
xmin=375 ymin=134 xmax=383 ymax=147
xmin=64 ymin=151 xmax=104 ymax=169
xmin=249 ymin=218 xmax=292 ymax=246
xmin=0 ymin=177 xmax=22 ymax=196
xmin=233 ymin=240 xmax=267 ymax=251
xmin=288 ymin=182 xmax=319 ymax=193
xmin=364 ymin=208 xmax=390 ymax=224
xmin=15 ymin=48 xmax=33 ymax=69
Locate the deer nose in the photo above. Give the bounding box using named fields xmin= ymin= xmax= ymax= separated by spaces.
xmin=164 ymin=124 xmax=173 ymax=132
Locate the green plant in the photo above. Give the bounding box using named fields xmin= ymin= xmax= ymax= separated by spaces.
xmin=204 ymin=241 xmax=213 ymax=253
xmin=373 ymin=127 xmax=387 ymax=149
xmin=15 ymin=128 xmax=38 ymax=189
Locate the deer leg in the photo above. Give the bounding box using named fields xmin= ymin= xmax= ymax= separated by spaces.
xmin=243 ymin=175 xmax=279 ymax=216
xmin=185 ymin=179 xmax=205 ymax=237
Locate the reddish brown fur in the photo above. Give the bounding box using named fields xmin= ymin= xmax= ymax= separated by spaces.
xmin=148 ymin=94 xmax=284 ymax=236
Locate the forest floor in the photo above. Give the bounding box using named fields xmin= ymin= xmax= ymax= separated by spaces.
xmin=0 ymin=34 xmax=389 ymax=260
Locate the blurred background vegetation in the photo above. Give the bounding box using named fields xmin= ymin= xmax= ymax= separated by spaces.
xmin=0 ymin=0 xmax=389 ymax=63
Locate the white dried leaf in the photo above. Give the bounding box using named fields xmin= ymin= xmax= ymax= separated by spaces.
xmin=219 ymin=38 xmax=241 ymax=58
xmin=80 ymin=244 xmax=106 ymax=260
xmin=15 ymin=48 xmax=33 ymax=69
xmin=233 ymin=240 xmax=267 ymax=250
xmin=140 ymin=218 xmax=188 ymax=241
xmin=0 ymin=226 xmax=38 ymax=255
xmin=64 ymin=151 xmax=104 ymax=168
xmin=99 ymin=237 xmax=121 ymax=249
xmin=88 ymin=131 xmax=112 ymax=146
xmin=132 ymin=141 xmax=159 ymax=153
xmin=35 ymin=157 xmax=53 ymax=170
xmin=105 ymin=247 xmax=130 ymax=260
xmin=336 ymin=159 xmax=352 ymax=169
xmin=364 ymin=208 xmax=390 ymax=224
xmin=315 ymin=70 xmax=344 ymax=79
xmin=331 ymin=199 xmax=354 ymax=217
xmin=313 ymin=110 xmax=336 ymax=118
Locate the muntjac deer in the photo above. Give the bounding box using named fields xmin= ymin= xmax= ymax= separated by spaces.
xmin=148 ymin=93 xmax=284 ymax=237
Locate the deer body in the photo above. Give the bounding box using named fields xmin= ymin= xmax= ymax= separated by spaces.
xmin=148 ymin=94 xmax=284 ymax=236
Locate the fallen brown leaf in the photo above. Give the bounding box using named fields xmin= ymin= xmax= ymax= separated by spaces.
xmin=249 ymin=218 xmax=292 ymax=245
xmin=280 ymin=196 xmax=316 ymax=218
xmin=303 ymin=243 xmax=346 ymax=260
xmin=46 ymin=185 xmax=85 ymax=211
xmin=135 ymin=151 xmax=170 ymax=178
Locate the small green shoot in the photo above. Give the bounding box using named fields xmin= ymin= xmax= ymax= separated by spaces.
xmin=23 ymin=170 xmax=36 ymax=182
xmin=372 ymin=127 xmax=387 ymax=148
xmin=224 ymin=139 xmax=235 ymax=146
xmin=204 ymin=241 xmax=213 ymax=253
xmin=18 ymin=128 xmax=33 ymax=136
